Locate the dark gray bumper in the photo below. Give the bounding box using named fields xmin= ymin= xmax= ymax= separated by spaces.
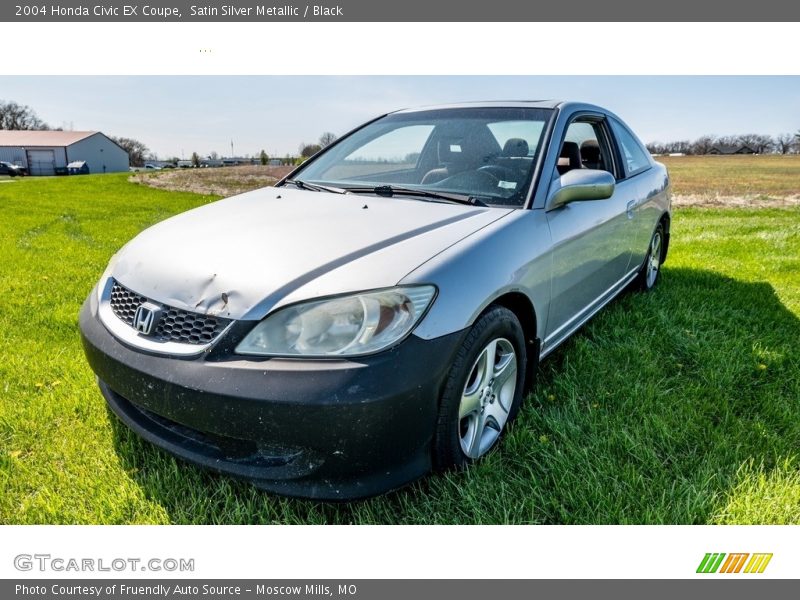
xmin=79 ymin=293 xmax=465 ymax=500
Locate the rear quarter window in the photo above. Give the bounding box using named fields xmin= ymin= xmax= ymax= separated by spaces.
xmin=610 ymin=118 xmax=651 ymax=177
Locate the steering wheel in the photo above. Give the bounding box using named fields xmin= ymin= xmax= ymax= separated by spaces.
xmin=437 ymin=169 xmax=502 ymax=193
xmin=477 ymin=165 xmax=515 ymax=181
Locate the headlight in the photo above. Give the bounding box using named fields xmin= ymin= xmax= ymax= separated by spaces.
xmin=95 ymin=252 xmax=120 ymax=302
xmin=235 ymin=286 xmax=436 ymax=357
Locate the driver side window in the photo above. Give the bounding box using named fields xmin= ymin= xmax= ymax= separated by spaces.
xmin=558 ymin=120 xmax=615 ymax=177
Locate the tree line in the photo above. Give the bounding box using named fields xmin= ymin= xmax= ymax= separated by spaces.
xmin=646 ymin=132 xmax=800 ymax=155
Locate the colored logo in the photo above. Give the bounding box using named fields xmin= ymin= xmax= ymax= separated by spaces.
xmin=696 ymin=553 xmax=773 ymax=574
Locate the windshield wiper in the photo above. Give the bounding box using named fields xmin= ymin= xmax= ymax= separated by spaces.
xmin=282 ymin=179 xmax=349 ymax=194
xmin=345 ymin=185 xmax=488 ymax=207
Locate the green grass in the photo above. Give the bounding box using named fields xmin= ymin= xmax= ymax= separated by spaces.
xmin=1 ymin=174 xmax=799 ymax=524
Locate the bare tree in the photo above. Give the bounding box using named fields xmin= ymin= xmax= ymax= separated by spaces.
xmin=112 ymin=136 xmax=149 ymax=167
xmin=645 ymin=142 xmax=663 ymax=155
xmin=715 ymin=135 xmax=740 ymax=149
xmin=191 ymin=152 xmax=201 ymax=167
xmin=209 ymin=151 xmax=219 ymax=160
xmin=319 ymin=132 xmax=337 ymax=148
xmin=0 ymin=100 xmax=50 ymax=130
xmin=775 ymin=133 xmax=795 ymax=154
xmin=738 ymin=133 xmax=773 ymax=154
xmin=691 ymin=135 xmax=715 ymax=155
xmin=662 ymin=140 xmax=691 ymax=154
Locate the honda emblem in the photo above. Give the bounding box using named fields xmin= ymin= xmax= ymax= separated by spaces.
xmin=132 ymin=302 xmax=163 ymax=335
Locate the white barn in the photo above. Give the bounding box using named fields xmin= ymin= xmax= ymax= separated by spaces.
xmin=0 ymin=130 xmax=129 ymax=175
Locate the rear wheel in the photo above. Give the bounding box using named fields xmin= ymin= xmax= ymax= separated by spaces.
xmin=636 ymin=222 xmax=665 ymax=291
xmin=433 ymin=306 xmax=527 ymax=469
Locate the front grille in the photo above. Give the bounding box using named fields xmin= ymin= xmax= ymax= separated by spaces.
xmin=109 ymin=280 xmax=231 ymax=345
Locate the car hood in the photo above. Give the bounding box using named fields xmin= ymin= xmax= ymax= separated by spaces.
xmin=111 ymin=187 xmax=512 ymax=320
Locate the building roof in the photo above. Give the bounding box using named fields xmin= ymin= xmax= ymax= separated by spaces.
xmin=710 ymin=143 xmax=757 ymax=155
xmin=0 ymin=130 xmax=98 ymax=147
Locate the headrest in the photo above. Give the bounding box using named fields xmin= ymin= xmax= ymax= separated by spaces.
xmin=581 ymin=139 xmax=601 ymax=160
xmin=502 ymin=138 xmax=529 ymax=158
xmin=559 ymin=141 xmax=582 ymax=169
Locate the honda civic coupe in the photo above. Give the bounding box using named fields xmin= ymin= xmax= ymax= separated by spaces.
xmin=80 ymin=101 xmax=671 ymax=499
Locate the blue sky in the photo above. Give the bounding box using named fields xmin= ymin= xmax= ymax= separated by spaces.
xmin=1 ymin=76 xmax=797 ymax=158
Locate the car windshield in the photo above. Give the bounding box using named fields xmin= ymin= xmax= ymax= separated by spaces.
xmin=290 ymin=107 xmax=554 ymax=207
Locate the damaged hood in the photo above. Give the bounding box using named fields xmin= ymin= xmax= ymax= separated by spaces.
xmin=111 ymin=187 xmax=512 ymax=320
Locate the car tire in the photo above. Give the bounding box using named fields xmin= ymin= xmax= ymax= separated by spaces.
xmin=433 ymin=305 xmax=527 ymax=470
xmin=636 ymin=221 xmax=665 ymax=291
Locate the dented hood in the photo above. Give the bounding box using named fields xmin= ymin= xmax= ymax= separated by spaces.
xmin=111 ymin=187 xmax=511 ymax=320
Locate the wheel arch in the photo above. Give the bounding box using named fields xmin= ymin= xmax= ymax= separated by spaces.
xmin=658 ymin=211 xmax=671 ymax=263
xmin=484 ymin=291 xmax=540 ymax=393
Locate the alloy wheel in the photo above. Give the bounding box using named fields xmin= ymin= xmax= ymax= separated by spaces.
xmin=457 ymin=337 xmax=518 ymax=459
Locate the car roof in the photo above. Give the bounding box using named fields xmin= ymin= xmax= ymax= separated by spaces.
xmin=393 ymin=100 xmax=564 ymax=113
xmin=391 ymin=101 xmax=622 ymax=123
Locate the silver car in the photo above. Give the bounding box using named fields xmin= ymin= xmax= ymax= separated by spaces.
xmin=79 ymin=101 xmax=671 ymax=499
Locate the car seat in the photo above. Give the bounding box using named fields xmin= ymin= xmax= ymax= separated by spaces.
xmin=557 ymin=141 xmax=582 ymax=175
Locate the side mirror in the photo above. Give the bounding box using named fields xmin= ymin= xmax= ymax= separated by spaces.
xmin=546 ymin=169 xmax=616 ymax=211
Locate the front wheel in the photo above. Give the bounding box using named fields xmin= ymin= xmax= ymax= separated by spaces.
xmin=433 ymin=306 xmax=527 ymax=470
xmin=636 ymin=222 xmax=665 ymax=291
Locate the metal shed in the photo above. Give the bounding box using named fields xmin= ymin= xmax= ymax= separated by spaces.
xmin=0 ymin=130 xmax=129 ymax=175
xmin=67 ymin=160 xmax=90 ymax=175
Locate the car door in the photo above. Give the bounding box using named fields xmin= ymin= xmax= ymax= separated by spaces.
xmin=609 ymin=117 xmax=658 ymax=270
xmin=543 ymin=116 xmax=635 ymax=348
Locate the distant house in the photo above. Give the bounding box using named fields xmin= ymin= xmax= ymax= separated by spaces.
xmin=0 ymin=130 xmax=129 ymax=175
xmin=67 ymin=160 xmax=90 ymax=175
xmin=225 ymin=157 xmax=259 ymax=166
xmin=708 ymin=144 xmax=757 ymax=155
xmin=143 ymin=160 xmax=175 ymax=169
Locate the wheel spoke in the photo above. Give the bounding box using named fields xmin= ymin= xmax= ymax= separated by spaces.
xmin=483 ymin=339 xmax=498 ymax=375
xmin=652 ymin=234 xmax=661 ymax=259
xmin=459 ymin=389 xmax=481 ymax=419
xmin=474 ymin=346 xmax=492 ymax=390
xmin=493 ymin=352 xmax=517 ymax=390
xmin=462 ymin=412 xmax=484 ymax=458
xmin=485 ymin=392 xmax=510 ymax=425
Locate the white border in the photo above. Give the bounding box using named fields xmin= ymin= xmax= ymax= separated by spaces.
xmin=0 ymin=22 xmax=797 ymax=75
xmin=1 ymin=525 xmax=797 ymax=578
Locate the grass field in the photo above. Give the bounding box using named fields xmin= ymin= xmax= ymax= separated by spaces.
xmin=131 ymin=156 xmax=800 ymax=207
xmin=129 ymin=165 xmax=293 ymax=197
xmin=659 ymin=155 xmax=800 ymax=204
xmin=1 ymin=169 xmax=799 ymax=524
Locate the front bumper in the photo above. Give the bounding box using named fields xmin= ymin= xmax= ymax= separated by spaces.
xmin=79 ymin=292 xmax=465 ymax=500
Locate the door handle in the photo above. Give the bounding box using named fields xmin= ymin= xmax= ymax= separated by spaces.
xmin=626 ymin=200 xmax=636 ymax=219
